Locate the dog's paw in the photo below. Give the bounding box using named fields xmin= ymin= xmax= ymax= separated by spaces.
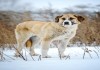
xmin=30 ymin=53 xmax=39 ymax=56
xmin=14 ymin=54 xmax=21 ymax=57
xmin=60 ymin=54 xmax=70 ymax=59
xmin=42 ymin=55 xmax=51 ymax=58
xmin=60 ymin=54 xmax=67 ymax=58
xmin=61 ymin=55 xmax=67 ymax=58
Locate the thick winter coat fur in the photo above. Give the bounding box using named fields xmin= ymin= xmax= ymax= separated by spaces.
xmin=15 ymin=14 xmax=84 ymax=58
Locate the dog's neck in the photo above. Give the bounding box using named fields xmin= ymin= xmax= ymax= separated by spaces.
xmin=50 ymin=22 xmax=79 ymax=36
xmin=51 ymin=22 xmax=67 ymax=30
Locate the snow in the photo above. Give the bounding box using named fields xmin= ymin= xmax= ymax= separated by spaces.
xmin=0 ymin=47 xmax=100 ymax=70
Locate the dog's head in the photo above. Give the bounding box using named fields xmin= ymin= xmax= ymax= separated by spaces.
xmin=55 ymin=14 xmax=85 ymax=27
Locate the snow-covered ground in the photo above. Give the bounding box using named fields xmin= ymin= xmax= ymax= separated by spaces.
xmin=0 ymin=47 xmax=100 ymax=70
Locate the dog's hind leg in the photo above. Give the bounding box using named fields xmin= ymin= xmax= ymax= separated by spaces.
xmin=15 ymin=29 xmax=33 ymax=57
xmin=29 ymin=36 xmax=40 ymax=56
xmin=15 ymin=38 xmax=24 ymax=57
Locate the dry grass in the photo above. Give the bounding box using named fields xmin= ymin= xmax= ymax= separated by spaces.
xmin=0 ymin=11 xmax=100 ymax=45
xmin=72 ymin=16 xmax=100 ymax=45
xmin=0 ymin=11 xmax=32 ymax=44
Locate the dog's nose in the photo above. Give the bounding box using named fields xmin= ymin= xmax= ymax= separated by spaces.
xmin=64 ymin=22 xmax=69 ymax=25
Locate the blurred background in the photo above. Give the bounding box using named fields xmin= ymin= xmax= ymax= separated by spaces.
xmin=0 ymin=0 xmax=100 ymax=46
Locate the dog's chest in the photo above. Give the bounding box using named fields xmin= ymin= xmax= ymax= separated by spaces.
xmin=53 ymin=30 xmax=74 ymax=40
xmin=53 ymin=25 xmax=78 ymax=40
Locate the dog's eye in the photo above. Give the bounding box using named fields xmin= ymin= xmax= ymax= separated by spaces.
xmin=69 ymin=17 xmax=74 ymax=20
xmin=62 ymin=18 xmax=66 ymax=20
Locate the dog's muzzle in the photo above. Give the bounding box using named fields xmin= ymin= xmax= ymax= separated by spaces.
xmin=63 ymin=20 xmax=77 ymax=27
xmin=63 ymin=20 xmax=71 ymax=26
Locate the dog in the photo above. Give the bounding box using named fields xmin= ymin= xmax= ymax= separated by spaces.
xmin=15 ymin=14 xmax=85 ymax=58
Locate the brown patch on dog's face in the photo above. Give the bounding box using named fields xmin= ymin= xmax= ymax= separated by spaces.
xmin=55 ymin=15 xmax=63 ymax=23
xmin=55 ymin=14 xmax=85 ymax=27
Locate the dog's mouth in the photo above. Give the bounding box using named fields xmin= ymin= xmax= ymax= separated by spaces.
xmin=72 ymin=22 xmax=77 ymax=25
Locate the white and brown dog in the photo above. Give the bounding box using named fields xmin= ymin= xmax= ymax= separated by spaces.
xmin=15 ymin=14 xmax=84 ymax=58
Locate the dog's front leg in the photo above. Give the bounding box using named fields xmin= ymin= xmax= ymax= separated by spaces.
xmin=58 ymin=39 xmax=71 ymax=58
xmin=41 ymin=40 xmax=51 ymax=58
xmin=57 ymin=40 xmax=67 ymax=58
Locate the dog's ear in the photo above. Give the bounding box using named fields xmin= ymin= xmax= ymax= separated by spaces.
xmin=74 ymin=15 xmax=85 ymax=22
xmin=55 ymin=15 xmax=63 ymax=22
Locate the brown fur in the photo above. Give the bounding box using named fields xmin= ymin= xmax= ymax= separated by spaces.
xmin=25 ymin=38 xmax=32 ymax=48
